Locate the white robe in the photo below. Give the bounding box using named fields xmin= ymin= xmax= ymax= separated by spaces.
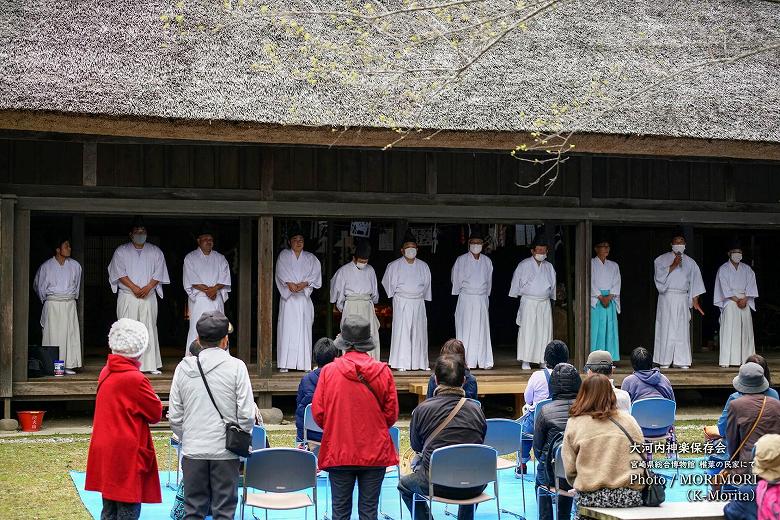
xmin=382 ymin=257 xmax=432 ymax=370
xmin=653 ymin=252 xmax=705 ymax=367
xmin=714 ymin=261 xmax=758 ymax=366
xmin=275 ymin=249 xmax=322 ymax=370
xmin=33 ymin=257 xmax=82 ymax=369
xmin=330 ymin=261 xmax=381 ymax=361
xmin=509 ymin=257 xmax=556 ymax=363
xmin=183 ymin=248 xmax=232 ymax=355
xmin=107 ymin=242 xmax=170 ymax=371
xmin=591 ymin=257 xmax=621 ymax=313
xmin=451 ymin=252 xmax=493 ymax=369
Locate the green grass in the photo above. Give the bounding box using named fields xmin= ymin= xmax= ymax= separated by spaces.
xmin=0 ymin=421 xmax=713 ymax=520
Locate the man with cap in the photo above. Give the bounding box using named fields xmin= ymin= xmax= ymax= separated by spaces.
xmin=451 ymin=227 xmax=494 ymax=369
xmin=591 ymin=236 xmax=621 ymax=360
xmin=33 ymin=235 xmax=83 ymax=374
xmin=168 ymin=311 xmax=255 ymax=520
xmin=275 ymin=224 xmax=322 ymax=372
xmin=330 ymin=239 xmax=382 ymax=361
xmin=714 ymin=240 xmax=758 ymax=368
xmin=652 ymin=230 xmax=705 ymax=369
xmin=107 ymin=216 xmax=170 ymax=374
xmin=382 ymin=229 xmax=432 ymax=371
xmin=509 ymin=234 xmax=556 ymax=370
xmin=183 ymin=223 xmax=232 ymax=356
xmin=584 ymin=350 xmax=631 ymax=413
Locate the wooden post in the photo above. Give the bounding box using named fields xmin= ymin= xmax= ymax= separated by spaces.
xmin=12 ymin=208 xmax=30 ymax=382
xmin=325 ymin=220 xmax=334 ymax=339
xmin=0 ymin=196 xmax=16 ymax=405
xmin=71 ymin=215 xmax=86 ymax=355
xmin=574 ymin=219 xmax=592 ymax=370
xmin=238 ymin=217 xmax=252 ymax=364
xmin=257 ymin=216 xmax=274 ymax=377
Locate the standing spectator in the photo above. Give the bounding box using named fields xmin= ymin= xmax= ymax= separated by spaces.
xmin=85 ymin=318 xmax=162 ymax=520
xmin=425 ymin=339 xmax=478 ymax=399
xmin=313 ymin=316 xmax=399 ymax=520
xmin=295 ymin=337 xmax=339 ymax=444
xmin=168 ymin=311 xmax=255 ymax=520
xmin=534 ymin=363 xmax=582 ymax=520
xmin=584 ymin=350 xmax=631 ymax=413
xmin=563 ymin=374 xmax=645 ymax=518
xmin=620 ymin=347 xmax=675 ymax=402
xmin=724 ymin=434 xmax=780 ymax=520
xmin=399 ymin=355 xmax=487 ymax=520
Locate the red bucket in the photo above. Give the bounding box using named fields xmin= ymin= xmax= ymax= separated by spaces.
xmin=17 ymin=411 xmax=45 ymax=432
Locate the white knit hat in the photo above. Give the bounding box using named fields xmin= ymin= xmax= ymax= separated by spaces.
xmin=108 ymin=318 xmax=149 ymax=358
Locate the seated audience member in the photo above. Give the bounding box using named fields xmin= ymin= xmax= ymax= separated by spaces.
xmin=518 ymin=340 xmax=570 ymax=475
xmin=726 ymin=363 xmax=780 ymax=466
xmin=533 ymin=363 xmax=582 ymax=520
xmin=562 ymin=374 xmax=645 ymax=518
xmin=426 ymin=339 xmax=478 ymax=400
xmin=295 ymin=337 xmax=339 ymax=445
xmin=724 ymin=433 xmax=780 ymax=520
xmin=714 ymin=354 xmax=779 ymax=439
xmin=584 ymin=350 xmax=631 ymax=413
xmin=620 ymin=347 xmax=675 ymax=402
xmin=399 ymin=354 xmax=487 ymax=520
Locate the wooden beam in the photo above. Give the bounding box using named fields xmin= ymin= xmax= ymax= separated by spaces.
xmin=237 ymin=217 xmax=252 ymax=364
xmin=2 ymin=110 xmax=780 ymax=161
xmin=574 ymin=220 xmax=592 ymax=370
xmin=82 ymin=142 xmax=97 ymax=186
xmin=12 ymin=208 xmax=30 ymax=382
xmin=0 ymin=197 xmax=15 ymax=398
xmin=71 ymin=215 xmax=86 ymax=355
xmin=257 ymin=216 xmax=274 ymax=377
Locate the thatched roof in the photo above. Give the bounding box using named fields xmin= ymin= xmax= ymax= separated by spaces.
xmin=1 ymin=1 xmax=779 ymax=143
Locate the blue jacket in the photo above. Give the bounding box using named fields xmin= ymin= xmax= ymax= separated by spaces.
xmin=717 ymin=387 xmax=779 ymax=437
xmin=295 ymin=368 xmax=322 ymax=442
xmin=724 ymin=485 xmax=757 ymax=520
xmin=426 ymin=369 xmax=478 ymax=400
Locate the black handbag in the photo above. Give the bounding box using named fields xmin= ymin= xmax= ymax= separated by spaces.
xmin=608 ymin=417 xmax=666 ymax=507
xmin=196 ymin=354 xmax=251 ymax=458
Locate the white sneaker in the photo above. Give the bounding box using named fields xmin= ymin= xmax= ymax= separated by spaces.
xmin=149 ymin=370 xmax=162 ymax=375
xmin=484 ymin=366 xmax=494 ymax=370
xmin=679 ymin=365 xmax=690 ymax=370
xmin=660 ymin=365 xmax=670 ymax=369
xmin=424 ymin=368 xmax=431 ymax=371
xmin=279 ymin=368 xmax=289 ymax=373
xmin=397 ymin=368 xmax=407 ymax=372
xmin=64 ymin=369 xmax=76 ymax=375
xmin=521 ymin=362 xmax=531 ymax=370
xmin=720 ymin=364 xmax=729 ymax=368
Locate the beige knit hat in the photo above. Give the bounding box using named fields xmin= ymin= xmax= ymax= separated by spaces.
xmin=753 ymin=434 xmax=780 ymax=482
xmin=108 ymin=318 xmax=149 ymax=358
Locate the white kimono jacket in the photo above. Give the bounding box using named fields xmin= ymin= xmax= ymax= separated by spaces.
xmin=33 ymin=257 xmax=82 ymax=369
xmin=275 ymin=249 xmax=322 ymax=370
xmin=183 ymin=248 xmax=232 ymax=355
xmin=509 ymin=257 xmax=556 ymax=364
xmin=451 ymin=252 xmax=493 ymax=369
xmin=382 ymin=257 xmax=432 ymax=370
xmin=107 ymin=242 xmax=170 ymax=372
xmin=330 ymin=261 xmax=381 ymax=360
xmin=591 ymin=257 xmax=622 ymax=313
xmin=714 ymin=261 xmax=758 ymax=366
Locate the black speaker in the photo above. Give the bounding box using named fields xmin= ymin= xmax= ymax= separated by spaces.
xmin=28 ymin=345 xmax=59 ymax=377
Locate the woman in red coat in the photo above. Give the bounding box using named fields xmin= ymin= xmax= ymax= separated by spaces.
xmin=313 ymin=315 xmax=399 ymax=520
xmin=86 ymin=318 xmax=163 ymax=520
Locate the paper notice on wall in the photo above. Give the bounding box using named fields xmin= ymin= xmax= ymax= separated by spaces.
xmin=413 ymin=227 xmax=434 ymax=246
xmin=350 ymin=221 xmax=371 ymax=238
xmin=379 ymin=229 xmax=394 ymax=251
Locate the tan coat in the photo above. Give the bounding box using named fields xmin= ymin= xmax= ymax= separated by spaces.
xmin=562 ymin=411 xmax=645 ymax=492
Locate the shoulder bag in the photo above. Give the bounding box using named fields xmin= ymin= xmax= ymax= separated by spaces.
xmin=401 ymin=397 xmax=467 ymax=475
xmin=609 ymin=417 xmax=666 ymax=506
xmin=713 ymin=396 xmax=767 ymax=492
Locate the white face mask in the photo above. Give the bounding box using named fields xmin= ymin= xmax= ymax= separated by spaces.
xmin=533 ymin=253 xmax=547 ymax=262
xmin=132 ymin=233 xmax=147 ymax=245
xmin=469 ymin=244 xmax=483 ymax=255
xmin=355 ymin=261 xmax=368 ymax=270
xmin=730 ymin=252 xmax=742 ymax=263
xmin=671 ymin=244 xmax=685 ymax=254
xmin=403 ymin=247 xmax=417 ymax=260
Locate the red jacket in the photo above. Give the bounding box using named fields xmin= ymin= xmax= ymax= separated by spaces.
xmin=312 ymin=351 xmax=399 ymax=469
xmin=85 ymin=355 xmax=162 ymax=503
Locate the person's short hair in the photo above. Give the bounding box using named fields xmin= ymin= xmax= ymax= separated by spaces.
xmin=314 ymin=337 xmax=339 ymax=367
xmin=746 ymin=354 xmax=772 ymax=387
xmin=569 ymin=373 xmax=617 ymax=420
xmin=440 ymin=339 xmax=466 ymax=362
xmin=53 ymin=236 xmax=70 ymax=253
xmin=434 ymin=354 xmax=465 ymax=388
xmin=544 ymin=340 xmax=569 ymax=367
xmin=631 ymin=347 xmax=653 ymax=371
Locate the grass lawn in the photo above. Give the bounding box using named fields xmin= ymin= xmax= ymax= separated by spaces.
xmin=0 ymin=420 xmax=713 ymax=520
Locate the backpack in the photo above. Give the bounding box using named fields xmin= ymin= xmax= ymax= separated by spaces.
xmin=758 ymin=481 xmax=780 ymax=520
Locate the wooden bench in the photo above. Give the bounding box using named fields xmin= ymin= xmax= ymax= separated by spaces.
xmin=408 ymin=381 xmax=527 ymax=418
xmin=578 ymin=502 xmax=728 ymax=520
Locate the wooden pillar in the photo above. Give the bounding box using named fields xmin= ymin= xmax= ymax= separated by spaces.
xmin=12 ymin=208 xmax=30 ymax=382
xmin=325 ymin=220 xmax=334 ymax=339
xmin=71 ymin=215 xmax=86 ymax=355
xmin=237 ymin=217 xmax=253 ymax=364
xmin=574 ymin=219 xmax=592 ymax=369
xmin=0 ymin=196 xmax=16 ymax=408
xmin=257 ymin=216 xmax=274 ymax=377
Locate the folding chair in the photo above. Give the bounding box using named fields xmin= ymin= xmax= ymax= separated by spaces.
xmin=515 ymin=398 xmax=551 ymax=481
xmin=251 ymin=425 xmax=267 ymax=452
xmin=241 ymin=448 xmax=318 ymax=520
xmin=166 ymin=434 xmax=181 ymax=490
xmin=412 ymin=444 xmax=500 ymax=520
xmin=303 ymin=404 xmax=329 ymax=519
xmin=630 ymin=398 xmax=678 ymax=477
xmin=380 ymin=426 xmax=403 ymax=520
xmin=536 ymin=445 xmax=575 ymax=520
xmin=484 ymin=419 xmax=526 ymax=519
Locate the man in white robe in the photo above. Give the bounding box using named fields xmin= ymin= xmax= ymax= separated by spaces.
xmin=509 ymin=237 xmax=556 ymax=370
xmin=653 ymin=233 xmax=705 ymax=369
xmin=713 ymin=241 xmax=758 ymax=367
xmin=107 ymin=217 xmax=170 ymax=374
xmin=382 ymin=230 xmax=432 ymax=371
xmin=591 ymin=238 xmax=621 ymax=360
xmin=451 ymin=229 xmax=493 ymax=369
xmin=33 ymin=237 xmax=82 ymax=373
xmin=275 ymin=226 xmax=322 ymax=372
xmin=183 ymin=226 xmax=232 ymax=356
xmin=330 ymin=240 xmax=381 ymax=361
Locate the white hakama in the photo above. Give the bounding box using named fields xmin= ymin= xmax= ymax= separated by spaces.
xmin=275 ymin=249 xmax=322 ymax=371
xmin=714 ymin=261 xmax=758 ymax=366
xmin=330 ymin=261 xmax=381 ymax=361
xmin=653 ymin=252 xmax=705 ymax=367
xmin=451 ymin=252 xmax=493 ymax=369
xmin=183 ymin=248 xmax=232 ymax=355
xmin=108 ymin=242 xmax=170 ymax=372
xmin=33 ymin=257 xmax=82 ymax=369
xmin=382 ymin=257 xmax=432 ymax=370
xmin=509 ymin=257 xmax=556 ymax=364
